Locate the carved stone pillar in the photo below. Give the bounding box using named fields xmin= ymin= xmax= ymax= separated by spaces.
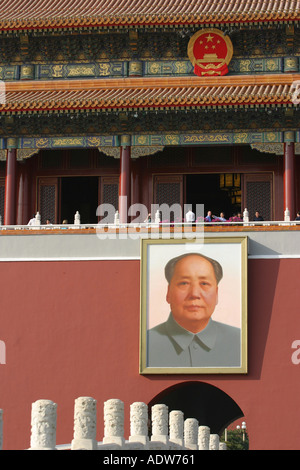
xmin=198 ymin=425 xmax=210 ymax=450
xmin=29 ymin=399 xmax=57 ymax=450
xmin=169 ymin=410 xmax=184 ymax=447
xmin=150 ymin=404 xmax=169 ymax=447
xmin=129 ymin=401 xmax=149 ymax=447
xmin=209 ymin=433 xmax=220 ymax=450
xmin=103 ymin=398 xmax=125 ymax=447
xmin=184 ymin=417 xmax=198 ymax=450
xmin=71 ymin=396 xmax=97 ymax=450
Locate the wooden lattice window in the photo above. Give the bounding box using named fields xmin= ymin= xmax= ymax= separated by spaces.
xmin=243 ymin=174 xmax=273 ymax=221
xmin=154 ymin=176 xmax=183 ymax=205
xmin=38 ymin=178 xmax=58 ymax=224
xmin=154 ymin=175 xmax=183 ymax=222
xmin=99 ymin=177 xmax=119 ymax=223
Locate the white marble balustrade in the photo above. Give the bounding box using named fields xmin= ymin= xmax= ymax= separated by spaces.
xmin=0 ymin=397 xmax=227 ymax=450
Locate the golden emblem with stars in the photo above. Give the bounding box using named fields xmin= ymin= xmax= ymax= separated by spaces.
xmin=188 ymin=29 xmax=233 ymax=77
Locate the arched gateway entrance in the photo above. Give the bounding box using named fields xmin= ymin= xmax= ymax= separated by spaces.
xmin=148 ymin=381 xmax=244 ymax=437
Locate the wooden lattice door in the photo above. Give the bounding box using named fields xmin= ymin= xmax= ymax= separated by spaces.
xmin=243 ymin=173 xmax=273 ymax=221
xmin=154 ymin=175 xmax=183 ymax=221
xmin=99 ymin=177 xmax=119 ymax=223
xmin=38 ymin=177 xmax=58 ymax=224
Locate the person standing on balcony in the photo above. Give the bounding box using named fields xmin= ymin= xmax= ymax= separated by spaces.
xmin=205 ymin=210 xmax=214 ymax=222
xmin=254 ymin=211 xmax=264 ymax=222
xmin=185 ymin=208 xmax=195 ymax=223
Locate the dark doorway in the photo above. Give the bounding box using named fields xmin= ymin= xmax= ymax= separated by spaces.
xmin=186 ymin=174 xmax=240 ymax=220
xmin=148 ymin=381 xmax=244 ymax=436
xmin=61 ymin=177 xmax=99 ymax=224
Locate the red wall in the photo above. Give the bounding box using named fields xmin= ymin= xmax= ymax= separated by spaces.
xmin=0 ymin=258 xmax=300 ymax=450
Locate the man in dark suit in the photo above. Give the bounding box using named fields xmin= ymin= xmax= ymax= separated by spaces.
xmin=254 ymin=211 xmax=264 ymax=221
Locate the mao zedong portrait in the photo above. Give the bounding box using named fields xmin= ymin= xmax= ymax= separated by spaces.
xmin=147 ymin=253 xmax=241 ymax=368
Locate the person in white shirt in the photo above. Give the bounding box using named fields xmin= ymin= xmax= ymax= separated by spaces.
xmin=27 ymin=216 xmax=36 ymax=226
xmin=185 ymin=209 xmax=195 ymax=223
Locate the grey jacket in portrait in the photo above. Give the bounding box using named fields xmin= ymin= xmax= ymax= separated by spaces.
xmin=147 ymin=313 xmax=241 ymax=368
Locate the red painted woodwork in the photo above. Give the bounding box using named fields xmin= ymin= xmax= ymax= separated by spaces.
xmin=16 ymin=167 xmax=24 ymax=226
xmin=119 ymin=146 xmax=131 ymax=223
xmin=0 ymin=258 xmax=300 ymax=450
xmin=284 ymin=143 xmax=295 ymax=219
xmin=22 ymin=165 xmax=30 ymax=226
xmin=9 ymin=146 xmax=286 ymax=222
xmin=4 ymin=149 xmax=16 ymax=225
xmin=131 ymin=159 xmax=141 ymax=208
xmin=16 ymin=164 xmax=30 ymax=226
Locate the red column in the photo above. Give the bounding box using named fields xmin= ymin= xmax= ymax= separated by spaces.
xmin=119 ymin=145 xmax=131 ymax=223
xmin=16 ymin=164 xmax=24 ymax=225
xmin=131 ymin=159 xmax=140 ymax=207
xmin=22 ymin=163 xmax=30 ymax=225
xmin=284 ymin=142 xmax=295 ymax=219
xmin=4 ymin=148 xmax=17 ymax=225
xmin=16 ymin=162 xmax=30 ymax=225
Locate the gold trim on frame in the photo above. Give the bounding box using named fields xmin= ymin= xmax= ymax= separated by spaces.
xmin=139 ymin=237 xmax=248 ymax=375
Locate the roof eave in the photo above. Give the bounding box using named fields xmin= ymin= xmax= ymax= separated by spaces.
xmin=0 ymin=13 xmax=299 ymax=33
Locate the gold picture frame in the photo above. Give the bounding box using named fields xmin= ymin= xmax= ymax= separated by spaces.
xmin=139 ymin=237 xmax=248 ymax=374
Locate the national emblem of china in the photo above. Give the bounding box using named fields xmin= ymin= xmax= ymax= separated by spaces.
xmin=188 ymin=29 xmax=233 ymax=77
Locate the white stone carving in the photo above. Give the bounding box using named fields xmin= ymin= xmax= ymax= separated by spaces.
xmin=243 ymin=208 xmax=249 ymax=224
xmin=74 ymin=211 xmax=81 ymax=226
xmin=169 ymin=410 xmax=184 ymax=448
xmin=29 ymin=399 xmax=57 ymax=450
xmin=284 ymin=207 xmax=290 ymax=222
xmin=150 ymin=404 xmax=169 ymax=447
xmin=1 ymin=396 xmax=228 ymax=450
xmin=103 ymin=398 xmax=125 ymax=446
xmin=209 ymin=433 xmax=220 ymax=450
xmin=184 ymin=418 xmax=198 ymax=450
xmin=114 ymin=210 xmax=120 ymax=225
xmin=198 ymin=425 xmax=210 ymax=450
xmin=154 ymin=210 xmax=161 ymax=224
xmin=219 ymin=441 xmax=227 ymax=450
xmin=129 ymin=402 xmax=149 ymax=447
xmin=71 ymin=396 xmax=97 ymax=450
